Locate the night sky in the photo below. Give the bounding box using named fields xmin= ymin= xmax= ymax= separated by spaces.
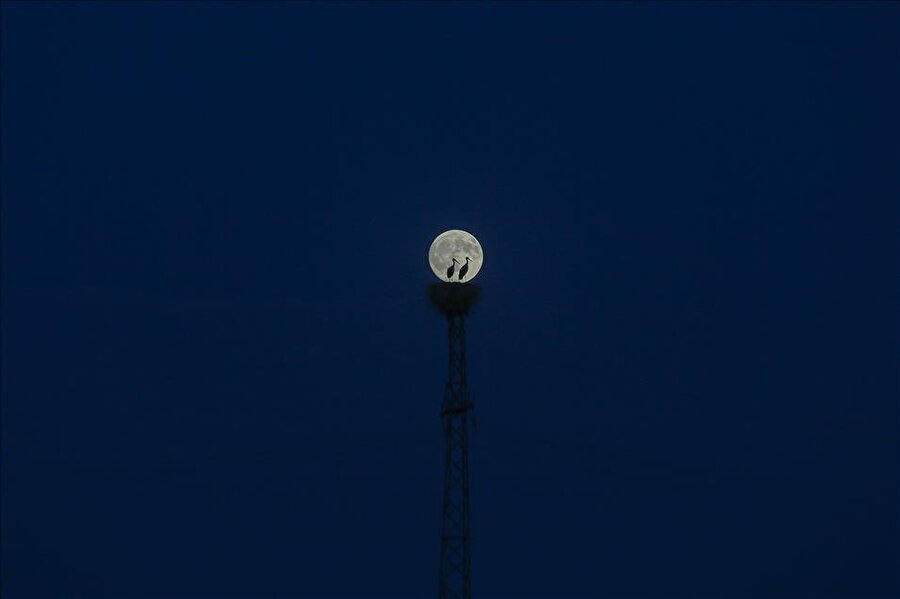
xmin=2 ymin=2 xmax=898 ymax=598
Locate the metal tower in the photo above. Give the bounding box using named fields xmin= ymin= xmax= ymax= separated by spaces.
xmin=429 ymin=283 xmax=480 ymax=599
xmin=440 ymin=311 xmax=472 ymax=599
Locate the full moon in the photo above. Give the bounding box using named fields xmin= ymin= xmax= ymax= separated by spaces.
xmin=428 ymin=230 xmax=484 ymax=283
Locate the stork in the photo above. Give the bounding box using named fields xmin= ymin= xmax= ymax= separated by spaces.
xmin=446 ymin=258 xmax=460 ymax=281
xmin=458 ymin=256 xmax=471 ymax=281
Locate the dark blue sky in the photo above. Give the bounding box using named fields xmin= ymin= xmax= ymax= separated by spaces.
xmin=2 ymin=2 xmax=898 ymax=598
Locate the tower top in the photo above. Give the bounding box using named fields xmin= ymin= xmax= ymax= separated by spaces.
xmin=428 ymin=282 xmax=481 ymax=316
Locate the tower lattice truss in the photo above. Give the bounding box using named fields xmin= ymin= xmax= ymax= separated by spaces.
xmin=439 ymin=313 xmax=473 ymax=599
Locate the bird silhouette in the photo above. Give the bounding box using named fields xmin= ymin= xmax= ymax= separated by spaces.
xmin=446 ymin=258 xmax=459 ymax=280
xmin=458 ymin=256 xmax=471 ymax=281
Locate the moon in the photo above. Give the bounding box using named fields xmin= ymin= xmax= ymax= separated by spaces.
xmin=428 ymin=230 xmax=484 ymax=283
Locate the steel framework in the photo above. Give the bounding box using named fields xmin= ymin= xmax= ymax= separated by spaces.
xmin=439 ymin=311 xmax=473 ymax=599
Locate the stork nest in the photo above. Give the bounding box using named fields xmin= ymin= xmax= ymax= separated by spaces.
xmin=427 ymin=282 xmax=481 ymax=316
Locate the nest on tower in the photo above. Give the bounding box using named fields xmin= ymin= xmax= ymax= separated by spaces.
xmin=427 ymin=282 xmax=481 ymax=316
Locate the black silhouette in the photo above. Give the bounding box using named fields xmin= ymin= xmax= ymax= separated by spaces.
xmin=458 ymin=256 xmax=471 ymax=281
xmin=446 ymin=257 xmax=459 ymax=280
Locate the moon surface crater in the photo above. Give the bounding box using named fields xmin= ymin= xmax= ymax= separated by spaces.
xmin=428 ymin=230 xmax=484 ymax=283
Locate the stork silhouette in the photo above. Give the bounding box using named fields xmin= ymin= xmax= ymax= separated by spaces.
xmin=458 ymin=256 xmax=471 ymax=281
xmin=446 ymin=258 xmax=460 ymax=281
